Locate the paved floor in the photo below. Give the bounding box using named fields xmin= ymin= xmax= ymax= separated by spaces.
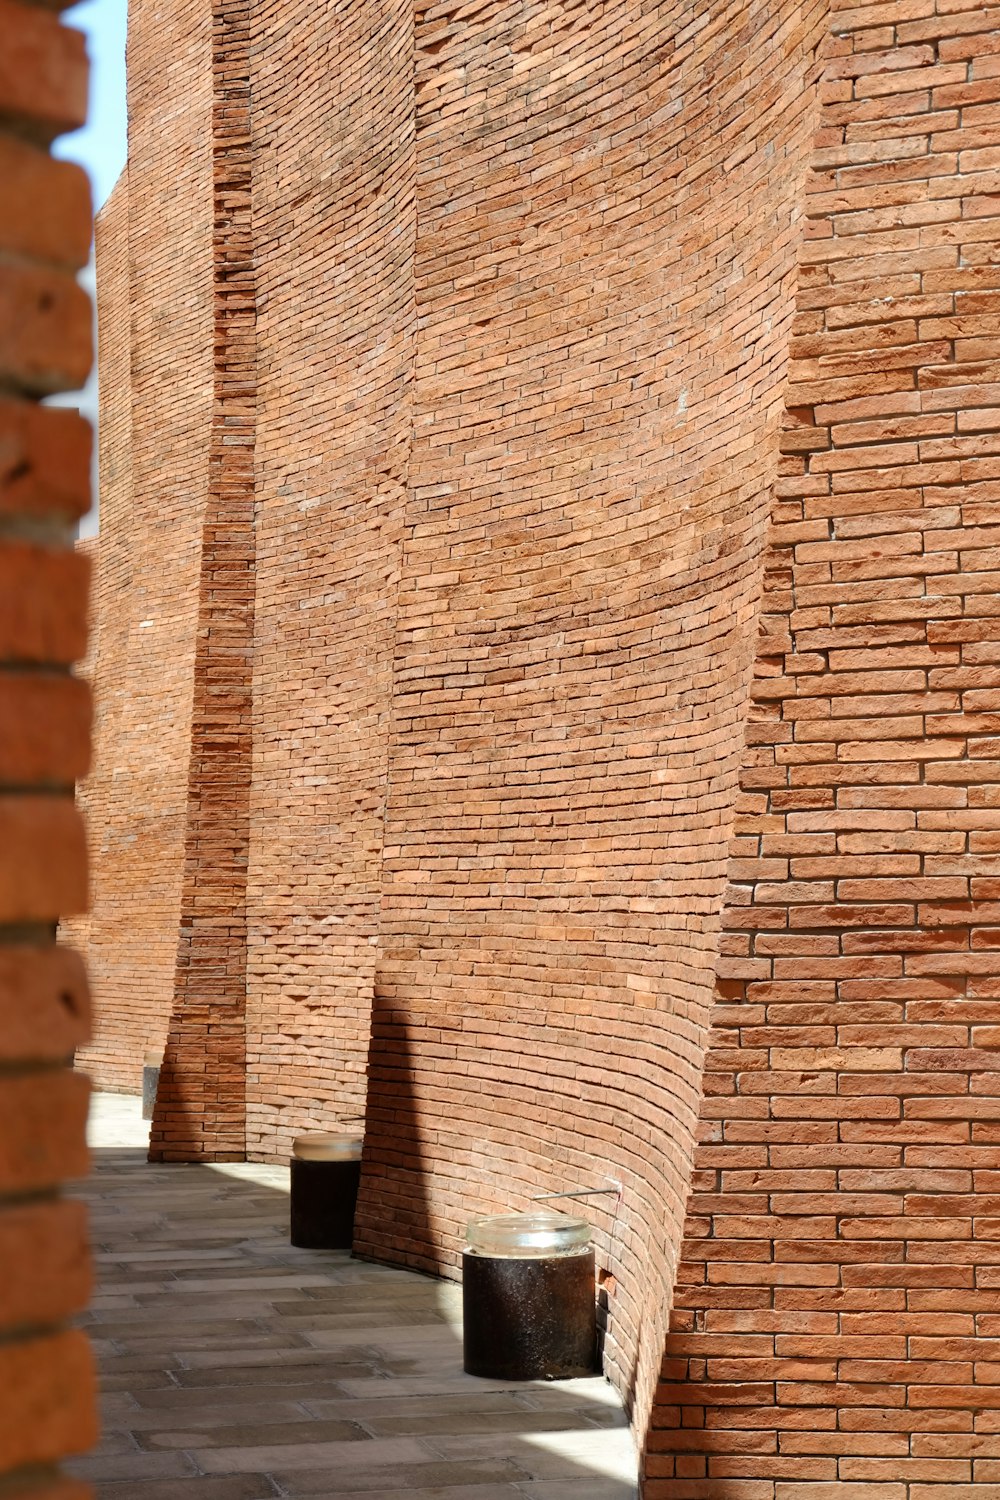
xmin=69 ymin=1094 xmax=638 ymax=1500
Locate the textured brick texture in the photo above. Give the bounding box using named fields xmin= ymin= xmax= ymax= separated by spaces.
xmin=86 ymin=0 xmax=1000 ymax=1491
xmin=647 ymin=4 xmax=1000 ymax=1492
xmin=147 ymin=0 xmax=256 ymax=1161
xmin=359 ymin=0 xmax=826 ymax=1456
xmin=0 ymin=0 xmax=96 ymax=1491
xmin=77 ymin=0 xmax=214 ymax=1093
xmin=243 ymin=0 xmax=413 ymax=1162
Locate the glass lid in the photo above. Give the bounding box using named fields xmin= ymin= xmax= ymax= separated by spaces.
xmin=465 ymin=1210 xmax=591 ymax=1258
xmin=292 ymin=1132 xmax=363 ymax=1162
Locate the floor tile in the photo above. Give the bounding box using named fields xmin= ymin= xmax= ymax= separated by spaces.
xmin=68 ymin=1094 xmax=638 ymax=1499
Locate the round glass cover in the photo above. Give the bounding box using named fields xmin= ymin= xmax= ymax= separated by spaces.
xmin=465 ymin=1210 xmax=591 ymax=1258
xmin=292 ymin=1132 xmax=363 ymax=1162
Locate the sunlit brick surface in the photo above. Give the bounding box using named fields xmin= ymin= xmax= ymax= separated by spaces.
xmin=356 ymin=0 xmax=826 ymax=1465
xmin=649 ymin=5 xmax=1000 ymax=1492
xmin=243 ymin=0 xmax=414 ymax=1163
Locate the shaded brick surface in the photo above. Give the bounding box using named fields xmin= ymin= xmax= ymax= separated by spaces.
xmin=147 ymin=0 xmax=256 ymax=1163
xmin=242 ymin=0 xmax=413 ymax=1162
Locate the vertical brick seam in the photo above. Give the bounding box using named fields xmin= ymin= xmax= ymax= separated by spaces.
xmin=149 ymin=0 xmax=255 ymax=1161
xmin=649 ymin=2 xmax=1000 ymax=1494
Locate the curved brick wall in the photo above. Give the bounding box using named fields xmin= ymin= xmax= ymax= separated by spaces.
xmin=243 ymin=0 xmax=414 ymax=1160
xmin=649 ymin=9 xmax=1000 ymax=1492
xmin=148 ymin=0 xmax=256 ymax=1161
xmin=353 ymin=0 xmax=826 ymax=1442
xmin=60 ymin=182 xmax=127 ymax=969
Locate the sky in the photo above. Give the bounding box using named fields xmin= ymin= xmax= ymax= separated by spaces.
xmin=56 ymin=0 xmax=129 ymax=212
xmin=51 ymin=0 xmax=129 ymax=536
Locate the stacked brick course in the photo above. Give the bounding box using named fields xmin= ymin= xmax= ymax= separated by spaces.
xmin=148 ymin=0 xmax=256 ymax=1161
xmin=357 ymin=0 xmax=827 ymax=1450
xmin=0 ymin=0 xmax=95 ymax=1492
xmin=85 ymin=0 xmax=1000 ymax=1490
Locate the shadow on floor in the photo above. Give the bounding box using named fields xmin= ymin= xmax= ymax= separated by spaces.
xmin=67 ymin=1126 xmax=638 ymax=1500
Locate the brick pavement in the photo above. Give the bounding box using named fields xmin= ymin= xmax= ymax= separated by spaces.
xmin=70 ymin=1096 xmax=636 ymax=1500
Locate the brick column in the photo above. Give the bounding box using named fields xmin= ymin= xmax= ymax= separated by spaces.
xmin=148 ymin=0 xmax=255 ymax=1161
xmin=0 ymin=0 xmax=96 ymax=1494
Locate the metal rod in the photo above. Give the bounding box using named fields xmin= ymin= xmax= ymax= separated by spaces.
xmin=530 ymin=1187 xmax=620 ymax=1201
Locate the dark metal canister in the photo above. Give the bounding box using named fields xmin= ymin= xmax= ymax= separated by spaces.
xmin=462 ymin=1245 xmax=597 ymax=1380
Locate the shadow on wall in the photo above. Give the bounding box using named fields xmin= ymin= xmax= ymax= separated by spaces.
xmin=354 ymin=989 xmax=435 ymax=1269
xmin=355 ymin=979 xmax=658 ymax=1418
xmin=355 ymin=983 xmax=636 ymax=1407
xmin=71 ymin=1123 xmax=638 ymax=1497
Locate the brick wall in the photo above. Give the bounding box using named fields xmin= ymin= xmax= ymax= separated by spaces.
xmin=242 ymin=0 xmax=414 ymax=1162
xmin=78 ymin=0 xmax=215 ymax=1095
xmin=66 ymin=181 xmax=127 ymax=1018
xmin=88 ymin=0 xmax=1000 ymax=1490
xmin=355 ymin=0 xmax=826 ymax=1452
xmin=650 ymin=3 xmax=1000 ymax=1492
xmin=148 ymin=0 xmax=256 ymax=1161
xmin=0 ymin=0 xmax=96 ymax=1493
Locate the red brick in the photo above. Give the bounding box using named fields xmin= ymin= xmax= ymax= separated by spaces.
xmin=0 ymin=0 xmax=87 ymax=139
xmin=0 ymin=261 xmax=92 ymax=394
xmin=0 ymin=673 xmax=90 ymax=783
xmin=0 ymin=136 xmax=91 ymax=269
xmin=0 ymin=798 xmax=86 ymax=922
xmin=0 ymin=401 xmax=92 ymax=521
xmin=0 ymin=543 xmax=89 ymax=663
xmin=0 ymin=1069 xmax=89 ymax=1194
xmin=0 ymin=0 xmax=95 ymax=1492
xmin=0 ymin=1199 xmax=91 ymax=1332
xmin=0 ymin=946 xmax=91 ymax=1061
xmin=0 ymin=1330 xmax=96 ymax=1471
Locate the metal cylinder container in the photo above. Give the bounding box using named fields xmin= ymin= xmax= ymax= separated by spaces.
xmin=289 ymin=1133 xmax=363 ymax=1250
xmin=462 ymin=1211 xmax=596 ymax=1380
